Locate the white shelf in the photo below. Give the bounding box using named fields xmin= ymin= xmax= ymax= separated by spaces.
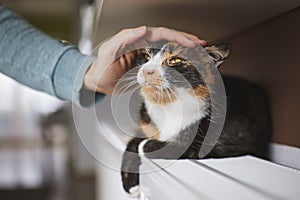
xmin=140 ymin=156 xmax=300 ymax=200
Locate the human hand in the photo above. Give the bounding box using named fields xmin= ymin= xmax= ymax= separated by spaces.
xmin=84 ymin=26 xmax=207 ymax=95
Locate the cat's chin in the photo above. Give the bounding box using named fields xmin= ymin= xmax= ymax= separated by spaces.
xmin=140 ymin=82 xmax=163 ymax=90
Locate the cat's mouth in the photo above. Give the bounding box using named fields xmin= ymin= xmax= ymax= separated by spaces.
xmin=140 ymin=79 xmax=168 ymax=90
xmin=140 ymin=81 xmax=177 ymax=105
xmin=138 ymin=72 xmax=167 ymax=89
xmin=142 ymin=80 xmax=162 ymax=88
xmin=143 ymin=82 xmax=159 ymax=88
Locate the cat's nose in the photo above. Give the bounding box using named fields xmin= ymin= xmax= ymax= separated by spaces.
xmin=143 ymin=69 xmax=155 ymax=77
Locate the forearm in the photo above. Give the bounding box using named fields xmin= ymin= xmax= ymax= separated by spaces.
xmin=0 ymin=5 xmax=103 ymax=106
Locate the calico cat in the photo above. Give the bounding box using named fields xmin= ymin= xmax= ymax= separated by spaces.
xmin=120 ymin=42 xmax=271 ymax=196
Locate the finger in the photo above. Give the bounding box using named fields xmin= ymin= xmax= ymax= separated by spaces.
xmin=146 ymin=27 xmax=206 ymax=48
xmin=110 ymin=26 xmax=147 ymax=51
xmin=119 ymin=51 xmax=136 ymax=71
xmin=97 ymin=26 xmax=147 ymax=64
xmin=183 ymin=32 xmax=208 ymax=46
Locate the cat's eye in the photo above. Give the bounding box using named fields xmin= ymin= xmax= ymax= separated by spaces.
xmin=142 ymin=53 xmax=151 ymax=61
xmin=166 ymin=57 xmax=185 ymax=66
xmin=142 ymin=48 xmax=153 ymax=61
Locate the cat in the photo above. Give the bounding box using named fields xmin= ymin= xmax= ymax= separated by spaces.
xmin=120 ymin=42 xmax=272 ymax=197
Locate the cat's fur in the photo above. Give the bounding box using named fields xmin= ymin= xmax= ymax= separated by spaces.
xmin=120 ymin=42 xmax=271 ymax=196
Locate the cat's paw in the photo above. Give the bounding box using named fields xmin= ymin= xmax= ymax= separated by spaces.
xmin=128 ymin=185 xmax=141 ymax=198
xmin=122 ymin=172 xmax=140 ymax=195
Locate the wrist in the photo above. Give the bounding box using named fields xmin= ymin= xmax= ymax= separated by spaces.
xmin=84 ymin=60 xmax=97 ymax=90
xmin=84 ymin=60 xmax=109 ymax=94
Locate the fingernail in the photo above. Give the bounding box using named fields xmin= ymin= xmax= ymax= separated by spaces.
xmin=133 ymin=26 xmax=146 ymax=34
xmin=198 ymin=39 xmax=208 ymax=46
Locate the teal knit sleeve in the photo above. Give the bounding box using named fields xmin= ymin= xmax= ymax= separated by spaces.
xmin=0 ymin=5 xmax=104 ymax=107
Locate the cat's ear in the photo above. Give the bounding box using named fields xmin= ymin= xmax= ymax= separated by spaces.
xmin=205 ymin=43 xmax=231 ymax=68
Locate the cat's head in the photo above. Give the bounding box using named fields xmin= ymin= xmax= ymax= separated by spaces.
xmin=136 ymin=42 xmax=231 ymax=105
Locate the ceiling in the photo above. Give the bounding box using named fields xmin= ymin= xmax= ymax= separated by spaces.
xmin=2 ymin=0 xmax=300 ymax=42
xmin=96 ymin=0 xmax=300 ymax=41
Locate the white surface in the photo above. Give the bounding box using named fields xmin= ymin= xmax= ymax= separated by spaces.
xmin=270 ymin=143 xmax=300 ymax=170
xmin=94 ymin=96 xmax=300 ymax=200
xmin=94 ymin=130 xmax=128 ymax=200
xmin=140 ymin=156 xmax=300 ymax=200
xmin=94 ymin=137 xmax=300 ymax=200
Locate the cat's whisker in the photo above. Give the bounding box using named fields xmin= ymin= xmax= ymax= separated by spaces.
xmin=125 ymin=82 xmax=139 ymax=91
xmin=118 ymin=75 xmax=137 ymax=82
xmin=165 ymin=88 xmax=173 ymax=103
xmin=158 ymin=86 xmax=163 ymax=104
xmin=117 ymin=80 xmax=136 ymax=87
xmin=166 ymin=87 xmax=176 ymax=101
xmin=208 ymin=101 xmax=226 ymax=111
xmin=160 ymin=87 xmax=166 ymax=104
xmin=116 ymin=80 xmax=139 ymax=93
xmin=204 ymin=111 xmax=225 ymax=124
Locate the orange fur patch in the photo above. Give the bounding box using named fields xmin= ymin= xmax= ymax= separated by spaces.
xmin=192 ymin=85 xmax=210 ymax=99
xmin=140 ymin=121 xmax=160 ymax=139
xmin=141 ymin=86 xmax=177 ymax=105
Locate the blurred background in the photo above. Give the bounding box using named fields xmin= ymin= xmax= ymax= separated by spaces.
xmin=0 ymin=0 xmax=299 ymax=200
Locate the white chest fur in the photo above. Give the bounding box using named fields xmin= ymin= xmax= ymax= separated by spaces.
xmin=144 ymin=88 xmax=208 ymax=141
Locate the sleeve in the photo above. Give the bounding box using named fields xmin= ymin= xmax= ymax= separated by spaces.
xmin=0 ymin=5 xmax=105 ymax=107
